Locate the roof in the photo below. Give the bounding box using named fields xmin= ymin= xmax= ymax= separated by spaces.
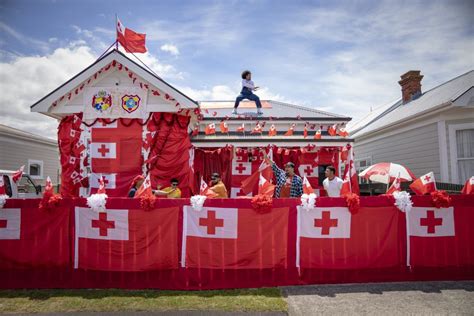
xmin=351 ymin=70 xmax=474 ymax=138
xmin=0 ymin=124 xmax=57 ymax=146
xmin=31 ymin=49 xmax=198 ymax=117
xmin=199 ymin=100 xmax=350 ymax=121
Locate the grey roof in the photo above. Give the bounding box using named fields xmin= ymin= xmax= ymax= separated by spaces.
xmin=351 ymin=70 xmax=474 ymax=138
xmin=0 ymin=124 xmax=57 ymax=146
xmin=199 ymin=100 xmax=350 ymax=121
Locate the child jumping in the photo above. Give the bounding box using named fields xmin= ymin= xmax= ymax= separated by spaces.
xmin=232 ymin=70 xmax=263 ymax=115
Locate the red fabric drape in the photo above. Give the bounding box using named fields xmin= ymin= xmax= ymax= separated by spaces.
xmin=57 ymin=114 xmax=83 ymax=197
xmin=193 ymin=147 xmax=233 ymax=194
xmin=146 ymin=113 xmax=192 ymax=197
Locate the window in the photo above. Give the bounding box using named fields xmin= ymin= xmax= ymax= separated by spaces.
xmin=355 ymin=157 xmax=372 ymax=184
xmin=28 ymin=159 xmax=43 ymax=179
xmin=456 ymin=129 xmax=474 ymax=184
xmin=18 ymin=175 xmax=36 ymax=194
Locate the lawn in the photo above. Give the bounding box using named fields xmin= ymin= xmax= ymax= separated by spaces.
xmin=0 ymin=288 xmax=287 ymax=313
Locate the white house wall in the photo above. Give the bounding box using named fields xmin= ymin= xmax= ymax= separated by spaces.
xmin=354 ymin=122 xmax=441 ymax=180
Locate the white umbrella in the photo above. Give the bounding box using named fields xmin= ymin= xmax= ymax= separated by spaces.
xmin=359 ymin=162 xmax=416 ymax=184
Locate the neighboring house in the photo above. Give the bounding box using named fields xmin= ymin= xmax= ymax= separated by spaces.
xmin=0 ymin=124 xmax=60 ymax=185
xmin=350 ymin=70 xmax=474 ymax=185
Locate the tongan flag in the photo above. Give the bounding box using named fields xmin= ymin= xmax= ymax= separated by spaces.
xmin=297 ymin=206 xmax=401 ymax=269
xmin=407 ymin=206 xmax=474 ymax=267
xmin=117 ymin=17 xmax=147 ymax=53
xmin=461 ymin=176 xmax=474 ymax=195
xmin=75 ymin=207 xmax=179 ymax=271
xmin=410 ymin=172 xmax=437 ymax=195
xmin=182 ymin=206 xmax=289 ymax=269
xmin=0 ymin=206 xmax=70 ymax=268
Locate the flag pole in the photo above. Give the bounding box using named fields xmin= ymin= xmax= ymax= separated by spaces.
xmin=115 ymin=13 xmax=119 ymax=50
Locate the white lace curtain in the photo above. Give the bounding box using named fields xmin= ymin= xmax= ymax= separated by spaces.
xmin=456 ymin=129 xmax=474 ymax=183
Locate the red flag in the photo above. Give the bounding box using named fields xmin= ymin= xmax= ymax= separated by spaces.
xmin=258 ymin=174 xmax=275 ymax=197
xmin=251 ymin=122 xmax=263 ymax=134
xmin=284 ymin=124 xmax=295 ymax=136
xmin=236 ymin=123 xmax=245 ymax=133
xmin=135 ymin=174 xmax=151 ymax=198
xmin=75 ymin=206 xmax=179 ymax=270
xmin=302 ymin=176 xmax=314 ymax=194
xmin=219 ymin=121 xmax=229 ymax=133
xmin=340 ymin=146 xmax=360 ymax=196
xmin=297 ymin=206 xmax=401 ymax=268
xmin=338 ymin=127 xmax=349 ymax=137
xmin=340 ymin=145 xmax=349 ymax=162
xmin=97 ymin=176 xmax=107 ymax=194
xmin=45 ymin=176 xmax=53 ymax=194
xmin=0 ymin=177 xmax=6 ymax=195
xmin=182 ymin=206 xmax=289 ymax=269
xmin=116 ymin=18 xmax=147 ymax=53
xmin=240 ymin=150 xmax=273 ymax=195
xmin=408 ymin=204 xmax=474 ymax=267
xmin=461 ymin=176 xmax=474 ymax=195
xmin=314 ymin=129 xmax=321 ymax=139
xmin=12 ymin=165 xmax=24 ymax=183
xmin=386 ymin=173 xmax=401 ymax=195
xmin=268 ymin=124 xmax=277 ymax=136
xmin=328 ymin=124 xmax=337 ymax=136
xmin=205 ymin=123 xmax=216 ymax=135
xmin=409 ymin=172 xmax=437 ymax=195
xmin=0 ymin=206 xmax=70 ymax=269
xmin=191 ymin=125 xmax=199 ymax=136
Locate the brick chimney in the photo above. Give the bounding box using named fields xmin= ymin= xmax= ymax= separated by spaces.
xmin=398 ymin=70 xmax=423 ymax=104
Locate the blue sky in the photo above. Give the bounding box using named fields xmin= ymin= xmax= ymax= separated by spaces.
xmin=0 ymin=0 xmax=473 ymax=138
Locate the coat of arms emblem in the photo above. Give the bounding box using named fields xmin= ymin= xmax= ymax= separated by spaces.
xmin=92 ymin=90 xmax=112 ymax=112
xmin=121 ymin=95 xmax=141 ymax=113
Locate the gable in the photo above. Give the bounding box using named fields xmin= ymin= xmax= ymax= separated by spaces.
xmin=31 ymin=49 xmax=198 ymax=119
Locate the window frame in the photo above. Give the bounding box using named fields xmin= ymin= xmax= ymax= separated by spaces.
xmin=448 ymin=123 xmax=474 ymax=184
xmin=27 ymin=159 xmax=44 ymax=180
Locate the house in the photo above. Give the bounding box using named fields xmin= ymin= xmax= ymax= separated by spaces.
xmin=0 ymin=124 xmax=60 ymax=187
xmin=350 ymin=70 xmax=474 ymax=186
xmin=30 ymin=48 xmax=198 ymax=197
xmin=191 ymin=100 xmax=353 ymax=196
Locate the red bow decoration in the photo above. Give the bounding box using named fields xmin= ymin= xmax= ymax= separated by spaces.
xmin=344 ymin=193 xmax=360 ymax=215
xmin=251 ymin=194 xmax=273 ymax=214
xmin=430 ymin=190 xmax=451 ymax=208
xmin=39 ymin=191 xmax=62 ymax=212
xmin=139 ymin=192 xmax=156 ymax=212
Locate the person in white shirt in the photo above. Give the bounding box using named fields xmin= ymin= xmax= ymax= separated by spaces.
xmin=322 ymin=166 xmax=343 ymax=197
xmin=232 ymin=70 xmax=263 ymax=116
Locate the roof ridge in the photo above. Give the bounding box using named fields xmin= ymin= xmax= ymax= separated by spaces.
xmin=269 ymin=100 xmax=346 ymax=118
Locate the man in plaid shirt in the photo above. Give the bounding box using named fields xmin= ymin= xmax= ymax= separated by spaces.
xmin=264 ymin=151 xmax=303 ymax=198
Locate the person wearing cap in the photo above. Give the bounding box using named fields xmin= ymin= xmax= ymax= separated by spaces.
xmin=127 ymin=175 xmax=145 ymax=198
xmin=208 ymin=173 xmax=228 ymax=198
xmin=263 ymin=152 xmax=303 ymax=198
xmin=154 ymin=178 xmax=182 ymax=198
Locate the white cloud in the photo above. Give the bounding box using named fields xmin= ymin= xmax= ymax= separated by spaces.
xmin=0 ymin=45 xmax=97 ymax=139
xmin=160 ymin=44 xmax=180 ymax=56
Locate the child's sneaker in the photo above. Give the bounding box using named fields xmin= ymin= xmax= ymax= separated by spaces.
xmin=231 ymin=109 xmax=238 ymax=115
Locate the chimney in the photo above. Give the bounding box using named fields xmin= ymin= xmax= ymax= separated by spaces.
xmin=398 ymin=70 xmax=423 ymax=104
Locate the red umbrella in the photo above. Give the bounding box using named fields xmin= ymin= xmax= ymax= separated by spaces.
xmin=358 ymin=162 xmax=416 ymax=184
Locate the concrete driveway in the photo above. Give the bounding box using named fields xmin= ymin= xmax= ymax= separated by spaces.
xmin=282 ymin=281 xmax=474 ymax=315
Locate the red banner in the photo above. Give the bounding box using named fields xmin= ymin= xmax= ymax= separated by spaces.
xmin=183 ymin=206 xmax=289 ymax=269
xmin=0 ymin=202 xmax=70 ymax=269
xmin=75 ymin=206 xmax=179 ymax=271
xmin=297 ymin=205 xmax=401 ymax=269
xmin=408 ymin=197 xmax=474 ymax=267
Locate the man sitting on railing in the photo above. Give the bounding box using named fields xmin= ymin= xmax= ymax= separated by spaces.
xmin=208 ymin=173 xmax=228 ymax=198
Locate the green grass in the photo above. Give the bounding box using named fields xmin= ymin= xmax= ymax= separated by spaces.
xmin=0 ymin=288 xmax=287 ymax=313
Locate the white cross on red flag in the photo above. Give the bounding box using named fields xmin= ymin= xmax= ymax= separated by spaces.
xmin=182 ymin=206 xmax=289 ymax=269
